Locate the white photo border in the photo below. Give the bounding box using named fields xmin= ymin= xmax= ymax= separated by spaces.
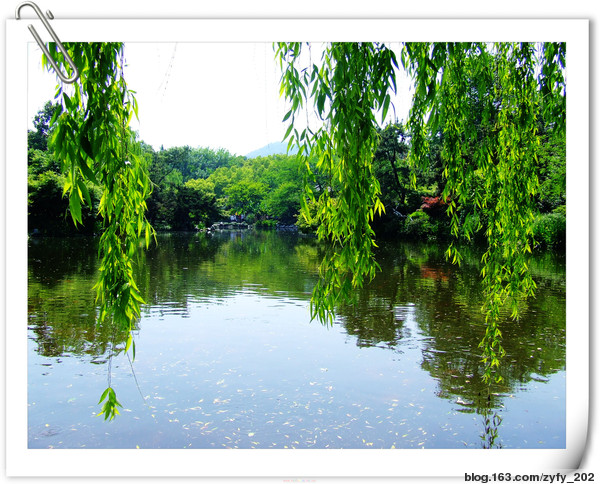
xmin=5 ymin=18 xmax=589 ymax=478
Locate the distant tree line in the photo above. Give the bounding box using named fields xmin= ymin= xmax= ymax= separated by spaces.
xmin=27 ymin=100 xmax=565 ymax=249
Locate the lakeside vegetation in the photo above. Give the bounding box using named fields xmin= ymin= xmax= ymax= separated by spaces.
xmin=28 ymin=101 xmax=565 ymax=250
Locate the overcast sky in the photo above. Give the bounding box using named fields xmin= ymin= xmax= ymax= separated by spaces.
xmin=28 ymin=42 xmax=412 ymax=157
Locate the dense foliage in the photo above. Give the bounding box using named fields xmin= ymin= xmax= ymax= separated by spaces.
xmin=401 ymin=42 xmax=565 ymax=381
xmin=29 ymin=120 xmax=307 ymax=234
xmin=29 ymin=108 xmax=565 ymax=245
xmin=276 ymin=41 xmax=566 ymax=382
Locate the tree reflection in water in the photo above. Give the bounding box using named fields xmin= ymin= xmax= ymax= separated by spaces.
xmin=333 ymin=240 xmax=565 ymax=448
xmin=28 ymin=232 xmax=564 ymax=447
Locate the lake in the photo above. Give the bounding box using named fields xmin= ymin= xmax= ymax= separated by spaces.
xmin=27 ymin=230 xmax=566 ymax=449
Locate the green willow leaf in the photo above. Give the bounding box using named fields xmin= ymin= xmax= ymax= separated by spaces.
xmin=97 ymin=387 xmax=110 ymax=405
xmin=381 ymin=94 xmax=391 ymax=123
xmin=77 ymin=178 xmax=92 ymax=208
xmin=68 ymin=191 xmax=82 ymax=224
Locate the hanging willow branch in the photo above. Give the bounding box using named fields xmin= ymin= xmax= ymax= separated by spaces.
xmin=276 ymin=42 xmax=394 ymax=323
xmin=44 ymin=42 xmax=155 ymax=419
xmin=278 ymin=41 xmax=566 ymax=383
xmin=402 ymin=42 xmax=565 ymax=382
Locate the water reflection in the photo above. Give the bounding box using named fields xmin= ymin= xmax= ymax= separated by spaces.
xmin=27 ymin=231 xmax=565 ymax=448
xmin=28 ymin=237 xmax=125 ymax=358
xmin=335 ymin=240 xmax=565 ymax=447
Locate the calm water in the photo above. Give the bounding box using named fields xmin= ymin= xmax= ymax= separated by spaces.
xmin=27 ymin=231 xmax=566 ymax=449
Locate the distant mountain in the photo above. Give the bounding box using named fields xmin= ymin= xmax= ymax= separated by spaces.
xmin=245 ymin=141 xmax=298 ymax=159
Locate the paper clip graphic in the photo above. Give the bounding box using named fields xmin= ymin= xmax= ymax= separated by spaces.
xmin=15 ymin=1 xmax=79 ymax=84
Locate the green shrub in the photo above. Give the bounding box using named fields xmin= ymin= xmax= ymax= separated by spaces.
xmin=403 ymin=211 xmax=435 ymax=239
xmin=256 ymin=219 xmax=278 ymax=229
xmin=532 ymin=211 xmax=566 ymax=249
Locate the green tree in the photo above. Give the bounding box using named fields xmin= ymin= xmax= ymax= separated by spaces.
xmin=172 ymin=178 xmax=220 ymax=230
xmin=202 ymin=154 xmax=304 ymax=225
xmin=28 ymin=171 xmax=67 ymax=229
xmin=277 ymin=41 xmax=566 ymax=382
xmin=225 ymin=179 xmax=268 ymax=218
xmin=403 ymin=42 xmax=565 ymax=381
xmin=28 ymin=103 xmax=101 ymax=235
xmin=208 ymin=165 xmax=235 ymax=199
xmin=146 ymin=148 xmax=184 ymax=230
xmin=536 ymin=128 xmax=566 ymax=213
xmin=261 ymin=181 xmax=302 ymax=224
xmin=370 ymin=122 xmax=440 ymax=237
xmin=373 ymin=123 xmax=410 ymax=208
xmin=188 ymin=147 xmax=233 ymax=178
xmin=28 ymin=144 xmax=60 ymax=176
xmin=28 ymin=101 xmax=60 ymax=152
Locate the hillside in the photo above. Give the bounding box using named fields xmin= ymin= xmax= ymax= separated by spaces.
xmin=245 ymin=141 xmax=298 ymax=159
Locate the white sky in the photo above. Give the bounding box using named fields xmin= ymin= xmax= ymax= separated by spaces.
xmin=27 ymin=42 xmax=412 ymax=157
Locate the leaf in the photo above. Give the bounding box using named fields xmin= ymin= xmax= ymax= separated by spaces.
xmin=98 ymin=387 xmax=110 ymax=405
xmin=283 ymin=122 xmax=294 ymax=141
xmin=132 ymin=97 xmax=139 ymax=120
xmin=69 ymin=192 xmax=82 ymax=224
xmin=125 ymin=331 xmax=133 ymax=353
xmin=77 ymin=179 xmax=92 ymax=208
xmin=62 ymin=92 xmax=72 ymax=111
xmin=80 ymin=134 xmax=95 ymax=160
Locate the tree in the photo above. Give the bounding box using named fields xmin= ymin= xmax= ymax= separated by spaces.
xmin=225 ymin=179 xmax=268 ymax=217
xmin=172 ymin=178 xmax=220 ymax=230
xmin=28 ymin=103 xmax=101 ymax=235
xmin=373 ymin=123 xmax=410 ymax=208
xmin=261 ymin=181 xmax=302 ymax=224
xmin=44 ymin=42 xmax=154 ymax=419
xmin=277 ymin=41 xmax=566 ymax=382
xmin=28 ymin=101 xmax=60 ymax=152
xmin=403 ymin=42 xmax=565 ymax=381
xmin=536 ymin=127 xmax=566 ymax=213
